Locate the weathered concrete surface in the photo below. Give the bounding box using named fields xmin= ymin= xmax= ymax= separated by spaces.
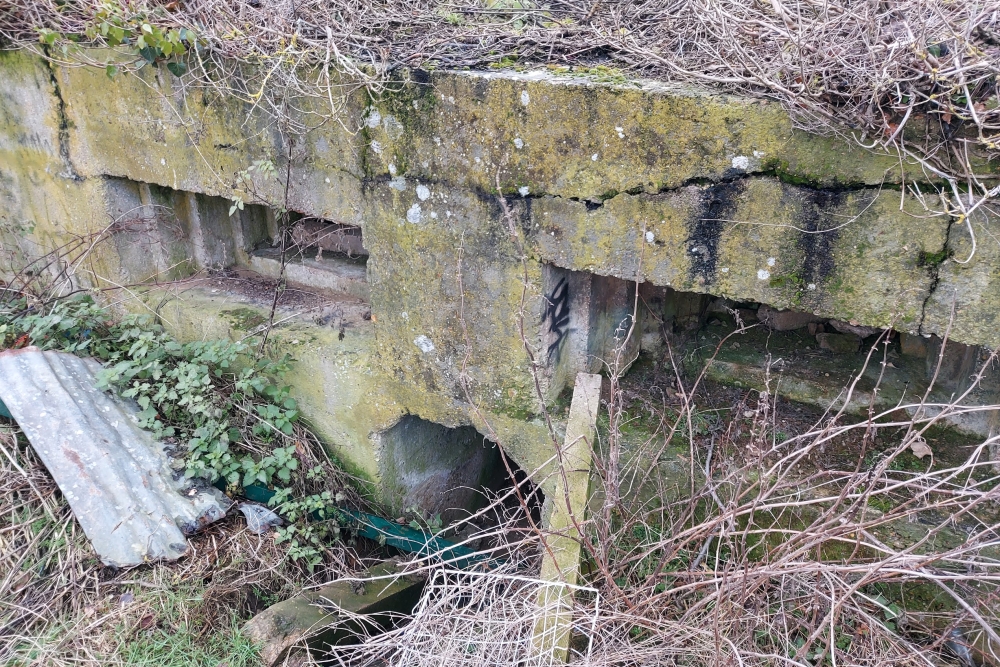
xmin=146 ymin=286 xmax=397 ymax=485
xmin=923 ymin=208 xmax=1000 ymax=348
xmin=4 ymin=49 xmax=1000 ymax=503
xmin=0 ymin=51 xmax=118 ymax=285
xmin=243 ymin=562 xmax=424 ymax=666
xmin=528 ymin=180 xmax=947 ymax=332
xmin=250 ymin=249 xmax=370 ymax=301
xmin=375 ymin=415 xmax=501 ymax=521
xmin=140 ymin=284 xmax=558 ymax=501
xmin=365 ymin=70 xmax=924 ymax=198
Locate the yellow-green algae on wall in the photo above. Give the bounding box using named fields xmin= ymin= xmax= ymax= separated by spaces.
xmin=0 ymin=50 xmax=120 ymax=284
xmin=365 ymin=70 xmax=927 ymax=200
xmin=529 ymin=180 xmax=947 ymax=331
xmin=923 ymin=207 xmax=1000 ymax=348
xmin=363 ymin=181 xmax=546 ymax=417
xmin=140 ymin=285 xmax=559 ymax=494
xmin=6 ymin=48 xmax=1000 ymax=493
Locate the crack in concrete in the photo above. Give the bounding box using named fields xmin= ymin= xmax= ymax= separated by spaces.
xmin=42 ymin=54 xmax=83 ymax=182
xmin=364 ymin=169 xmax=892 ymax=213
xmin=917 ymin=214 xmax=957 ymax=336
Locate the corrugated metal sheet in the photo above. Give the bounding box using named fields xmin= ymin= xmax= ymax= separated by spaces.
xmin=0 ymin=347 xmax=230 ymax=566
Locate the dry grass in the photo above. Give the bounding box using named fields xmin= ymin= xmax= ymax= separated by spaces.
xmin=326 ymin=339 xmax=1000 ymax=666
xmin=0 ymin=423 xmax=364 ymax=666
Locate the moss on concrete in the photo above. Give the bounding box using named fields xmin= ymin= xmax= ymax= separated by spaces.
xmin=365 ymin=69 xmax=924 ymax=203
xmin=529 ymin=180 xmax=945 ymax=329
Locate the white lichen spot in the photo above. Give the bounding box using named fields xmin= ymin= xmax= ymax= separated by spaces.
xmin=615 ymin=126 xmax=625 ymax=139
xmin=401 ymin=312 xmax=409 ymax=321
xmin=406 ymin=203 xmax=423 ymax=224
xmin=370 ymin=140 xmax=383 ymax=155
xmin=416 ymin=184 xmax=431 ymax=201
xmin=414 ymin=335 xmax=435 ymax=353
xmin=591 ymin=153 xmax=599 ymax=161
xmin=160 ymin=158 xmax=166 ymax=166
xmin=753 ymin=150 xmax=765 ymax=158
xmin=382 ymin=115 xmax=404 ymax=140
xmin=721 ymin=267 xmax=730 ymax=273
xmin=430 ymin=211 xmax=438 ymax=219
xmin=365 ymin=108 xmax=381 ymax=128
xmin=731 ymin=155 xmax=751 ymax=170
xmin=518 ymin=186 xmax=530 ymax=196
xmin=448 ymin=96 xmax=455 ymax=104
xmin=389 ymin=176 xmax=407 ymax=191
xmin=388 ymin=163 xmax=397 ymax=176
xmin=767 ymin=257 xmax=776 ymax=267
xmin=514 ymin=137 xmax=524 ymax=149
xmin=520 ymin=90 xmax=530 ymax=106
xmin=324 ymin=177 xmax=330 ymax=184
xmin=645 ymin=231 xmax=655 ymax=244
xmin=807 ymin=283 xmax=817 ymax=291
xmin=412 ymin=100 xmax=419 ymax=110
xmin=474 ymin=157 xmax=482 ymax=164
xmin=434 ymin=136 xmax=442 ymax=146
xmin=421 ymin=161 xmax=429 ymax=168
xmin=757 ymin=269 xmax=771 ymax=280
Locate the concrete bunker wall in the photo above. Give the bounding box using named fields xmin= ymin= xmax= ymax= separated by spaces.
xmin=2 ymin=48 xmax=999 ymax=507
xmin=373 ymin=415 xmax=503 ymax=523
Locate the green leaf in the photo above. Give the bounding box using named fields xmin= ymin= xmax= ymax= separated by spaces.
xmin=166 ymin=61 xmax=187 ymax=77
xmin=38 ymin=29 xmax=60 ymax=46
xmin=105 ymin=64 xmax=119 ymax=79
xmin=138 ymin=46 xmax=159 ymax=65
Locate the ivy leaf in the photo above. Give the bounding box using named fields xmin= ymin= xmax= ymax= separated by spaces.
xmin=138 ymin=45 xmax=157 ymax=64
xmin=166 ymin=61 xmax=187 ymax=77
xmin=106 ymin=64 xmax=119 ymax=79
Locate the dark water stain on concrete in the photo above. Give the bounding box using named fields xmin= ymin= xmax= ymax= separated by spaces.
xmin=794 ymin=189 xmax=847 ymax=284
xmin=687 ymin=181 xmax=746 ymax=284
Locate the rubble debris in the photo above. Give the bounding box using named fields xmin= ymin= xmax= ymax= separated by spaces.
xmin=0 ymin=347 xmax=231 ymax=566
xmin=816 ymin=332 xmax=862 ymax=354
xmin=244 ymin=561 xmax=424 ymax=666
xmin=758 ymin=304 xmax=824 ymax=331
xmin=239 ymin=502 xmax=283 ymax=534
xmin=827 ymin=319 xmax=883 ymax=338
xmin=290 ymin=219 xmax=367 ymax=258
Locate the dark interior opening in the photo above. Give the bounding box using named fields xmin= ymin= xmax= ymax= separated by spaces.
xmin=286 ymin=212 xmax=367 ymax=262
xmin=377 ymin=415 xmax=544 ymax=550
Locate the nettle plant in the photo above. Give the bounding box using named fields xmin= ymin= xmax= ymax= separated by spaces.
xmin=1 ymin=295 xmax=347 ymax=569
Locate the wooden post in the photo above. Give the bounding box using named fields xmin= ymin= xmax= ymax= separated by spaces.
xmin=533 ymin=372 xmax=602 ymax=662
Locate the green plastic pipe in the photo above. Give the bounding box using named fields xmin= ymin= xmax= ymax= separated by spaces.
xmin=238 ymin=482 xmax=496 ymax=570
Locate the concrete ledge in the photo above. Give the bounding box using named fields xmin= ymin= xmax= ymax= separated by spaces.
xmin=250 ymin=248 xmax=370 ymax=302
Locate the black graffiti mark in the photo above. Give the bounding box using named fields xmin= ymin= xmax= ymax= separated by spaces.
xmin=542 ymin=277 xmax=571 ymax=361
